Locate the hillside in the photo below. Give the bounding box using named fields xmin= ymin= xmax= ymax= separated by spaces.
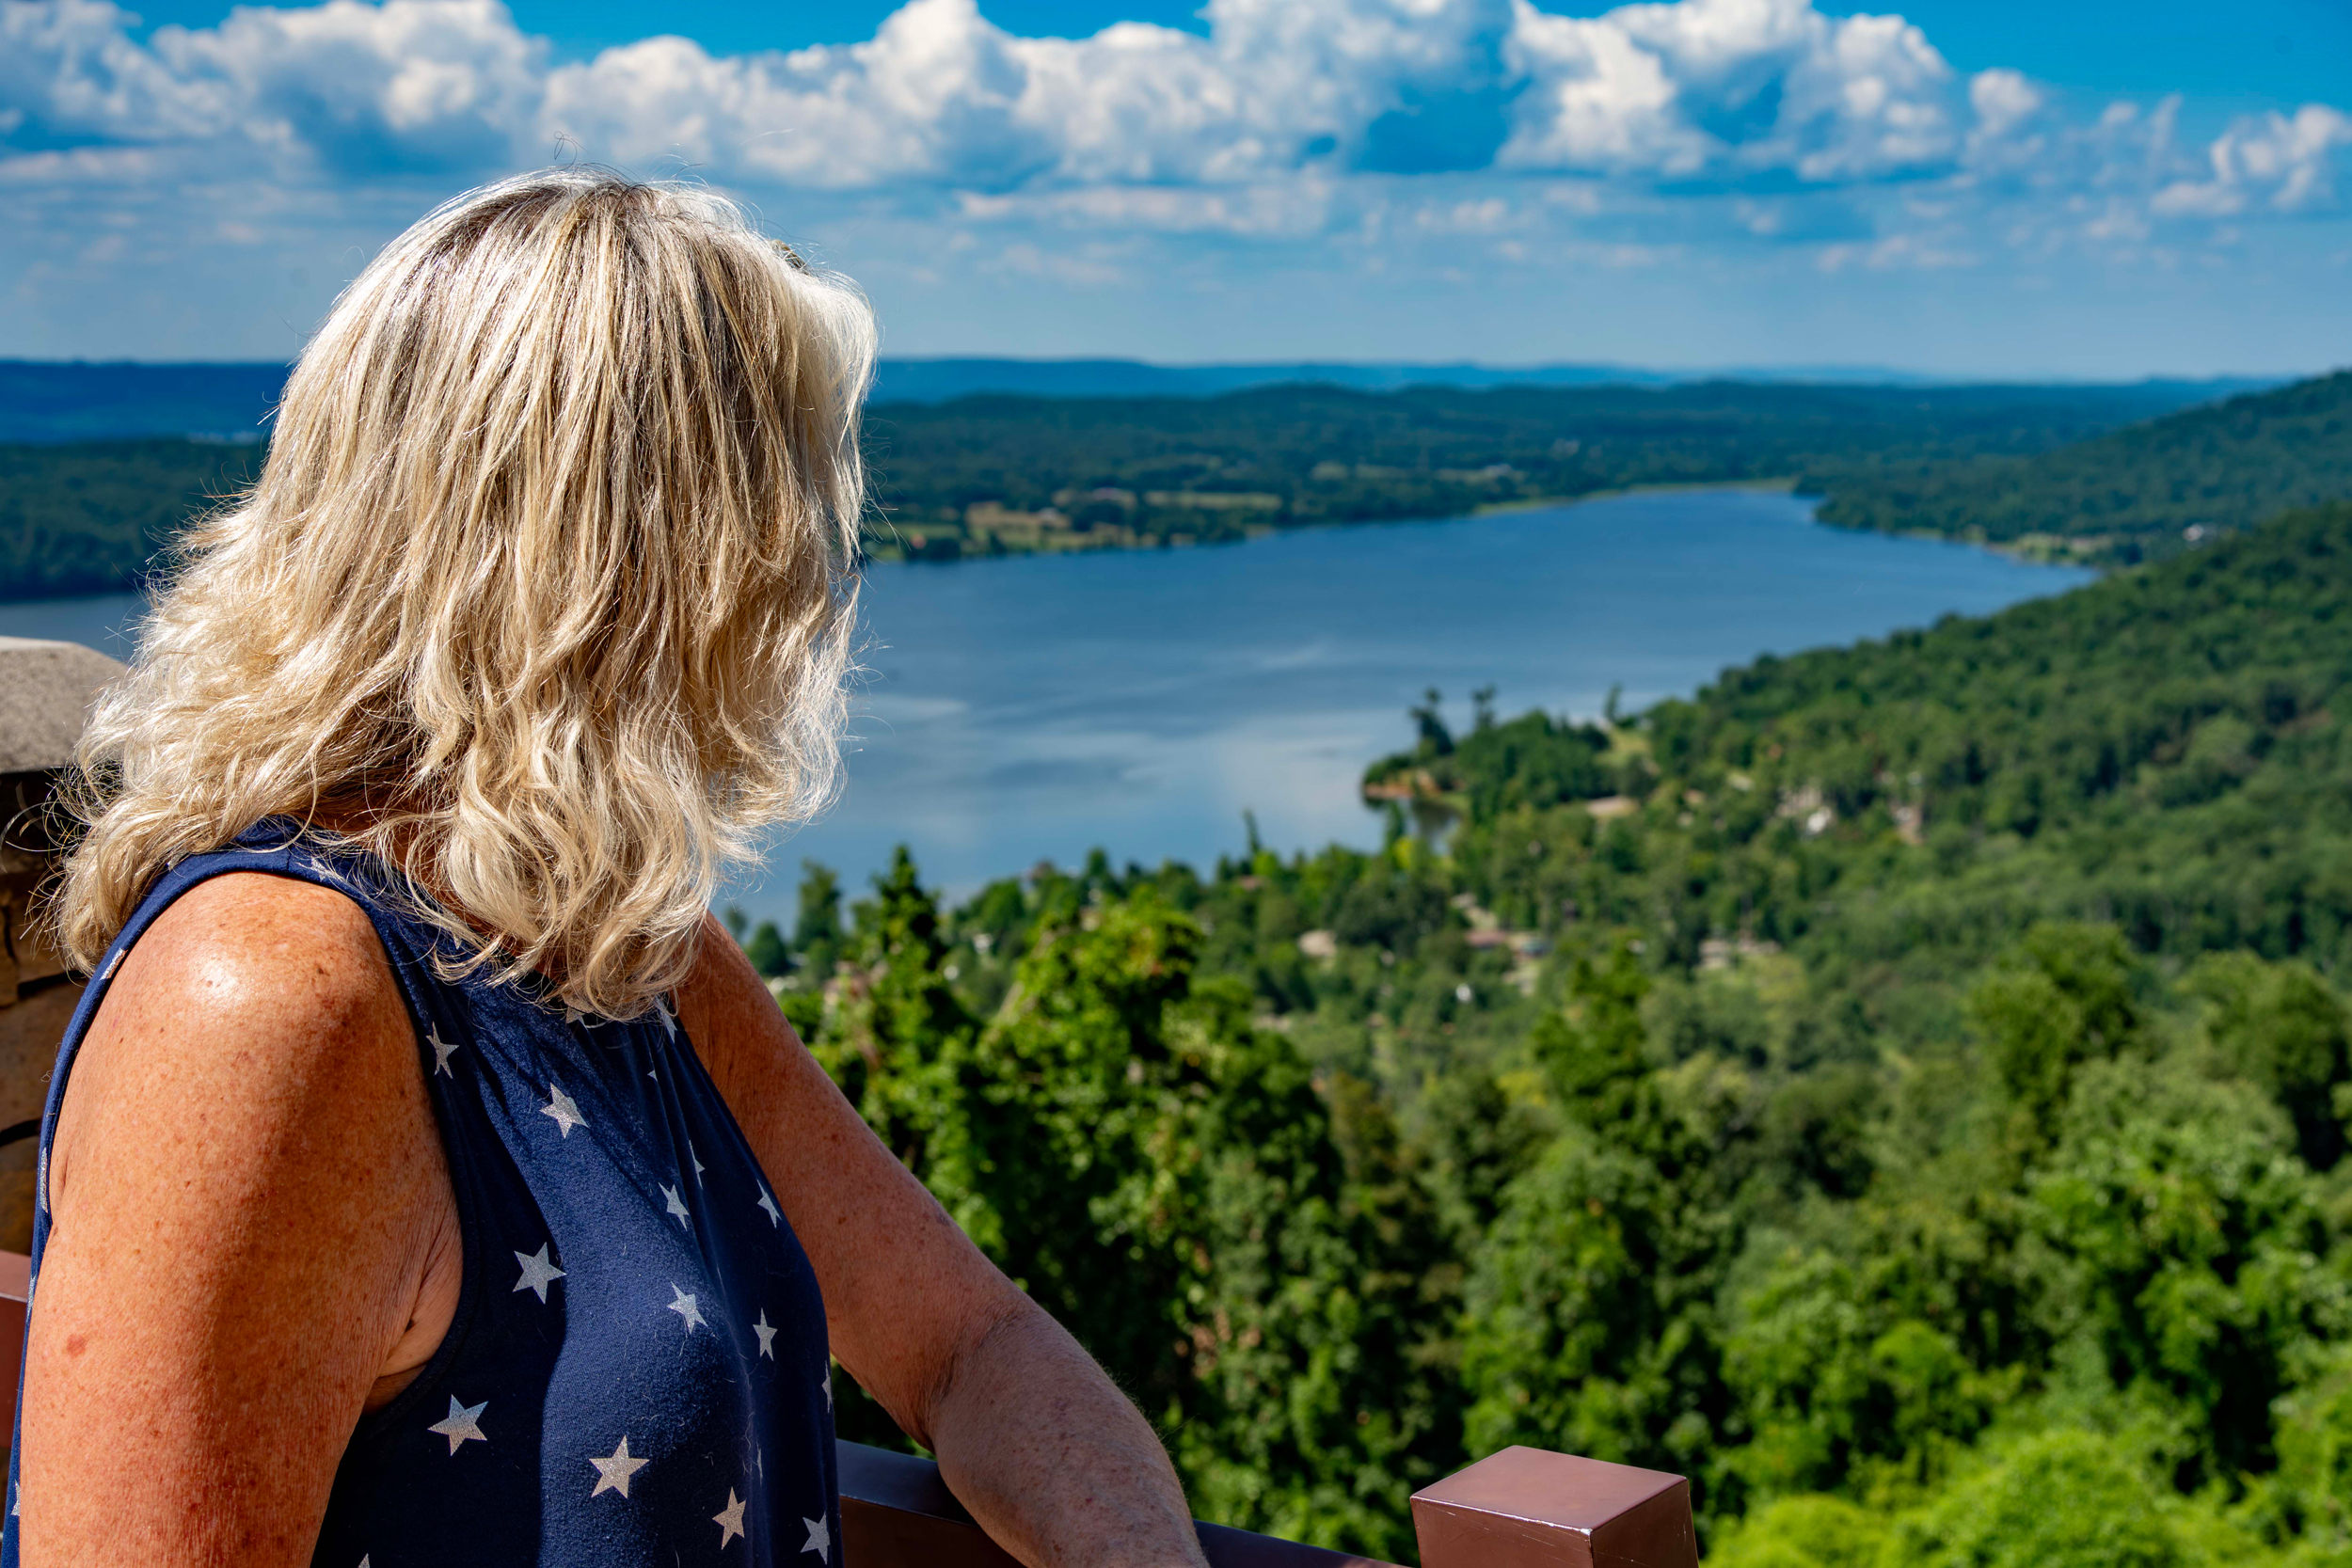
xmin=0 ymin=356 xmax=2268 ymax=441
xmin=3 ymin=356 xmax=1674 ymax=439
xmin=863 ymin=377 xmax=2229 ymax=557
xmin=0 ymin=439 xmax=262 ymax=598
xmin=0 ymin=361 xmax=286 ymax=443
xmin=0 ymin=378 xmax=2224 ymax=597
xmin=755 ymin=500 xmax=2352 ymax=1563
xmin=1806 ymin=369 xmax=2352 ymax=561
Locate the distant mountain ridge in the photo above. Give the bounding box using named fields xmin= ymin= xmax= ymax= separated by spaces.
xmin=0 ymin=356 xmax=2283 ymax=443
xmin=0 ymin=361 xmax=291 ymax=444
xmin=1806 ymin=369 xmax=2352 ymax=561
xmin=0 ymin=372 xmax=2293 ymax=599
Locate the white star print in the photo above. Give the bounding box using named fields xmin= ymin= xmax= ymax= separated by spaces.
xmin=667 ymin=1284 xmax=707 ymax=1333
xmin=562 ymin=1002 xmax=590 ymax=1029
xmin=753 ymin=1309 xmax=776 ymax=1359
xmin=755 ymin=1189 xmax=782 ymax=1227
xmin=428 ymin=1024 xmax=460 ymax=1076
xmin=822 ymin=1367 xmax=832 ymax=1409
xmin=589 ymin=1436 xmax=650 ymax=1498
xmin=662 ymin=1184 xmax=691 ymax=1227
xmin=690 ymin=1144 xmax=706 ymax=1182
xmin=803 ymin=1513 xmax=831 ymax=1562
xmin=513 ymin=1243 xmax=564 ymax=1302
xmin=428 ymin=1395 xmax=487 ymax=1454
xmin=715 ymin=1490 xmax=748 ymax=1549
xmin=541 ymin=1084 xmax=586 ymax=1137
xmin=656 ymin=997 xmax=678 ymax=1038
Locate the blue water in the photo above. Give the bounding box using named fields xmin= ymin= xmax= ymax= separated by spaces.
xmin=0 ymin=490 xmax=2091 ymax=924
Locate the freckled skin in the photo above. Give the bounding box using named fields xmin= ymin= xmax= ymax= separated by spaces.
xmin=21 ymin=876 xmax=1207 ymax=1568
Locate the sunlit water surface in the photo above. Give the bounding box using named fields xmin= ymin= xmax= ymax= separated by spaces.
xmin=0 ymin=489 xmax=2092 ymax=926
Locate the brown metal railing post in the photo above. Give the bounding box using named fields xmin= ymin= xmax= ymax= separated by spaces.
xmin=1409 ymin=1446 xmax=1698 ymax=1568
xmin=0 ymin=1249 xmax=27 ymax=1449
xmin=835 ymin=1437 xmax=1698 ymax=1567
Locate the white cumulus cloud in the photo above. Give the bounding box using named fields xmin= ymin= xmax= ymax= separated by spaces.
xmin=159 ymin=0 xmax=546 ymax=175
xmin=0 ymin=0 xmax=226 ymax=143
xmin=2153 ymin=104 xmax=2352 ymax=218
xmin=19 ymin=0 xmax=2321 ymax=206
xmin=1502 ymin=0 xmax=1960 ymax=183
xmin=0 ymin=0 xmax=2347 ymax=362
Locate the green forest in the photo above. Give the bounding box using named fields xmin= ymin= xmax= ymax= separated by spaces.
xmin=739 ymin=500 xmax=2352 ymax=1565
xmin=0 ymin=438 xmax=261 ymax=598
xmin=2 ymin=370 xmax=2339 ymax=597
xmin=856 ymin=379 xmax=2217 ymax=560
xmin=1807 ymin=372 xmax=2352 ymax=563
xmin=0 ymin=377 xmax=2233 ymax=596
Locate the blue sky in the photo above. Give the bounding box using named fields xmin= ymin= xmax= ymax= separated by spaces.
xmin=5 ymin=0 xmax=2348 ymax=375
xmin=108 ymin=0 xmax=2352 ymax=101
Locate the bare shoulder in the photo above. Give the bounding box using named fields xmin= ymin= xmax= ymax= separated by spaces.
xmin=51 ymin=868 xmax=423 ymax=1212
xmin=117 ymin=867 xmax=398 ymax=1019
xmin=24 ymin=877 xmax=458 ymax=1562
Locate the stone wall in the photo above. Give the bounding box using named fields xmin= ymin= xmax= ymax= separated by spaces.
xmin=0 ymin=639 xmax=127 ymax=1251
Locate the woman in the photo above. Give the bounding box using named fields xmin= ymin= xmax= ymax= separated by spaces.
xmin=7 ymin=168 xmax=1212 ymax=1568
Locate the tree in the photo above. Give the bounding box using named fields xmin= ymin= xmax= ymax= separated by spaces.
xmin=2185 ymin=951 xmax=2352 ymax=1170
xmin=1409 ymin=688 xmax=1454 ymax=759
xmin=793 ymin=858 xmax=845 ymax=980
xmin=1969 ymin=923 xmax=2142 ymax=1135
xmin=743 ymin=920 xmax=788 ymax=977
xmin=807 ymin=873 xmax=1455 ymax=1560
xmin=1464 ymin=947 xmax=1732 ymax=1498
xmin=2028 ymin=1060 xmax=2334 ymax=1486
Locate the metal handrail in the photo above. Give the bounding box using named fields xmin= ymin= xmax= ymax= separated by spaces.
xmin=0 ymin=1247 xmax=1695 ymax=1565
xmin=839 ymin=1438 xmax=1406 ymax=1566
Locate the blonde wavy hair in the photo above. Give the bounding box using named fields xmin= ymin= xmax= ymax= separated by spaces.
xmin=54 ymin=167 xmax=875 ymax=1018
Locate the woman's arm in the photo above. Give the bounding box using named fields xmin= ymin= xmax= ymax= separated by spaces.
xmin=20 ymin=874 xmax=454 ymax=1567
xmin=677 ymin=918 xmax=1211 ymax=1568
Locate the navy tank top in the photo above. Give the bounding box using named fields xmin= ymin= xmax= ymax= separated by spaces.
xmin=2 ymin=821 xmax=841 ymax=1566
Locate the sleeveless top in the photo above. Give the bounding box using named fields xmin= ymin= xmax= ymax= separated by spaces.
xmin=1 ymin=822 xmax=841 ymax=1567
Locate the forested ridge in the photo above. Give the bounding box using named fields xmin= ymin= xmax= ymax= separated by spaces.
xmin=1806 ymin=370 xmax=2352 ymax=562
xmin=0 ymin=439 xmax=262 ymax=598
xmin=856 ymin=379 xmax=2214 ymax=558
xmin=0 ymin=377 xmax=2230 ymax=597
xmin=745 ymin=501 xmax=2352 ymax=1564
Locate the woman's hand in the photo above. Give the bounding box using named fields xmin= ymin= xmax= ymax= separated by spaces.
xmin=679 ymin=918 xmax=1212 ymax=1568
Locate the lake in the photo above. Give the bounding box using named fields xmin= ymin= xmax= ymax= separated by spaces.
xmin=0 ymin=489 xmax=2092 ymax=924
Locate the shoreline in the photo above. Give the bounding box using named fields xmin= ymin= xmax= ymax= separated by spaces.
xmin=866 ymin=475 xmax=1814 ymax=568
xmin=1468 ymin=475 xmax=1801 ymax=516
xmin=0 ymin=478 xmax=2087 ymax=610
